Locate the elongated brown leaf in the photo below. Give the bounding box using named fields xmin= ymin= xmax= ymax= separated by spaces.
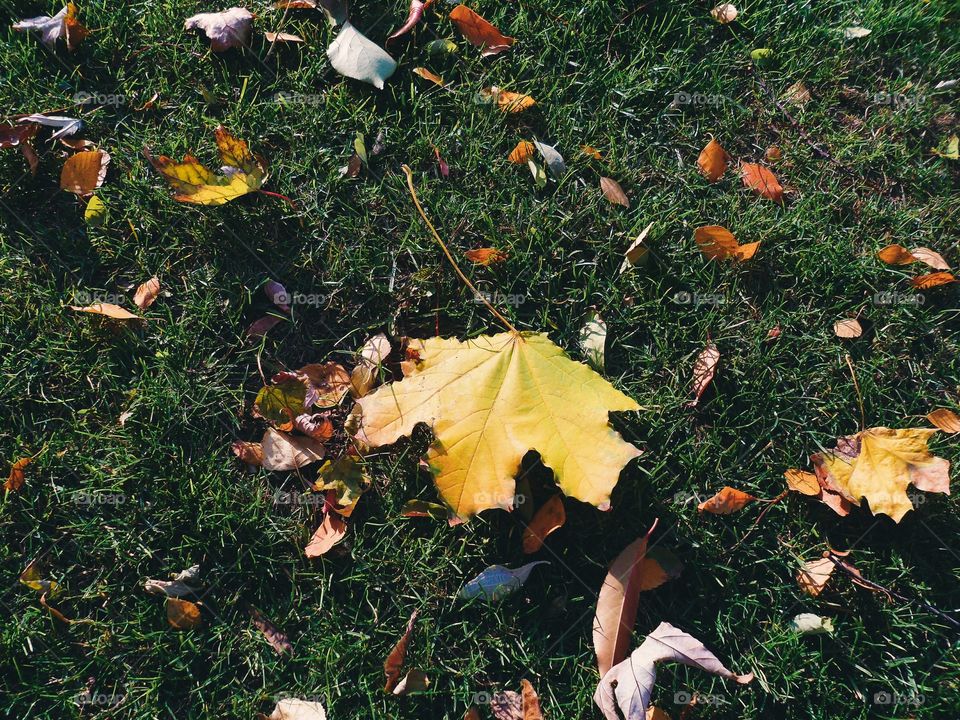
xmin=5 ymin=456 xmax=32 ymax=492
xmin=521 ymin=679 xmax=543 ymax=720
xmin=387 ymin=0 xmax=431 ymax=45
xmin=927 ymin=408 xmax=960 ymax=434
xmin=384 ymin=609 xmax=419 ymax=692
xmin=911 ymin=271 xmax=956 ymax=289
xmin=250 ymin=607 xmax=294 ymax=655
xmin=600 ymin=177 xmax=629 ymax=207
xmin=689 ymin=343 xmax=719 ymax=407
xmin=740 ymin=162 xmax=783 ymax=201
xmin=697 ymin=486 xmax=755 ymax=514
xmin=593 ymin=520 xmax=658 ymax=676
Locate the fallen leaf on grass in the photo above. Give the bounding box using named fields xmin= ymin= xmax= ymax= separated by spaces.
xmin=522 ymin=494 xmax=566 ymax=553
xmin=689 ymin=342 xmax=720 ymax=407
xmin=14 ymin=3 xmax=89 ymax=51
xmin=232 ymin=440 xmax=264 ymax=466
xmin=465 ymin=247 xmax=507 ymax=265
xmin=265 ymin=31 xmax=305 ymax=43
xmin=481 ymin=87 xmax=535 ymax=113
xmin=460 ymin=561 xmax=549 ymax=602
xmin=185 ymin=8 xmax=253 ymax=51
xmin=166 ymin=597 xmax=202 ymax=629
xmin=327 ymin=22 xmax=398 ymax=89
xmin=261 ymin=428 xmax=325 ymax=471
xmin=133 ymin=276 xmax=160 ymax=310
xmin=250 ymin=607 xmax=294 ymax=655
xmin=508 ymin=140 xmax=535 ymax=164
xmin=833 ymin=318 xmax=862 ymax=338
xmin=255 ymin=375 xmax=310 ymax=429
xmin=697 ymin=138 xmax=729 ymax=182
xmin=0 ymin=123 xmax=40 ymax=174
xmin=247 ymin=315 xmax=284 ymax=338
xmin=620 ymin=222 xmax=653 ymax=273
xmin=146 ymin=126 xmax=268 ymax=205
xmin=877 ymin=244 xmax=917 ymax=265
xmin=384 ymin=609 xmax=418 ymax=692
xmin=19 ymin=559 xmax=57 ymax=594
xmin=797 ymin=557 xmax=834 ymax=596
xmin=783 ymin=469 xmax=819 ymax=496
xmin=843 ymin=26 xmax=872 ymax=40
xmin=387 ymin=0 xmax=433 ymax=45
xmin=710 ymin=3 xmax=738 ymax=24
xmin=491 ymin=691 xmax=521 ymax=720
xmin=697 ymin=487 xmax=755 ymax=514
xmin=315 ymin=456 xmax=369 ymax=509
xmin=594 ymin=622 xmax=753 ymax=719
xmin=581 ymin=145 xmax=603 ymax=160
xmin=144 ymin=565 xmax=203 ymax=598
xmin=533 ymin=141 xmax=566 ymax=178
xmin=5 ymin=457 xmax=32 ymax=492
xmin=791 ymin=613 xmax=834 ymax=635
xmin=931 ymin=134 xmax=959 ymax=160
xmin=910 ymin=248 xmax=950 ymax=270
xmin=300 ymin=362 xmax=352 ymax=407
xmin=305 ymin=511 xmax=347 ymax=557
xmin=694 ymin=226 xmax=759 ymax=261
xmin=18 ymin=113 xmax=82 ymax=140
xmin=392 ymin=669 xmax=430 ymax=695
xmin=911 ymin=272 xmax=957 ymax=289
xmin=600 ymin=177 xmax=629 ymax=207
xmin=811 ymin=427 xmax=950 ymax=521
xmin=69 ymin=303 xmax=141 ymax=321
xmin=357 ymin=332 xmax=642 ymax=517
xmin=521 ymin=680 xmax=543 ymax=719
xmin=765 ymin=146 xmax=782 ymax=162
xmin=927 ymin=408 xmax=960 ymax=434
xmin=449 ymin=4 xmax=514 ymax=56
xmin=636 ymin=547 xmax=683 ymax=592
xmin=593 ymin=521 xmax=658 ymax=676
xmin=741 ymin=162 xmax=783 ymax=202
xmin=260 ymin=698 xmax=327 ymax=720
xmin=413 ymin=67 xmax=446 ymax=87
xmin=60 ymin=149 xmax=109 ymax=196
xmin=579 ymin=309 xmax=606 ymax=371
xmin=782 ymin=81 xmax=811 ymax=106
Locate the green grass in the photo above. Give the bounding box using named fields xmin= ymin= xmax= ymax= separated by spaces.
xmin=1 ymin=0 xmax=959 ymax=717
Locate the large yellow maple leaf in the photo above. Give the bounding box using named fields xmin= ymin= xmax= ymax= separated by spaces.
xmin=145 ymin=126 xmax=268 ymax=205
xmin=812 ymin=427 xmax=950 ymax=522
xmin=356 ymin=331 xmax=642 ymax=518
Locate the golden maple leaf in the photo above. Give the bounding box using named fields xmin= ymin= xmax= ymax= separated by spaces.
xmin=812 ymin=427 xmax=950 ymax=521
xmin=356 ymin=331 xmax=641 ymax=518
xmin=145 ymin=126 xmax=268 ymax=205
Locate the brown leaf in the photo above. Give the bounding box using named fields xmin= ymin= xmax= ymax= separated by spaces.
xmin=449 ymin=4 xmax=515 ymax=56
xmin=740 ymin=162 xmax=783 ymax=201
xmin=69 ymin=303 xmax=141 ymax=320
xmin=797 ymin=557 xmax=834 ymax=596
xmin=261 ymin=428 xmax=325 ymax=471
xmin=265 ymin=31 xmax=305 ymax=43
xmin=300 ymin=362 xmax=352 ymax=407
xmin=464 ymin=247 xmax=507 ymax=266
xmin=593 ymin=520 xmax=657 ymax=676
xmin=694 ymin=225 xmax=759 ymax=261
xmin=833 ymin=318 xmax=862 ymax=338
xmin=911 ymin=271 xmax=956 ymax=289
xmin=910 ymin=247 xmax=950 ymax=270
xmin=710 ymin=3 xmax=738 ymax=23
xmin=765 ymin=146 xmax=782 ymax=162
xmin=491 ymin=691 xmax=522 ymax=720
xmin=782 ymin=81 xmax=811 ymax=106
xmin=520 ymin=679 xmax=543 ymax=720
xmin=249 ymin=606 xmax=294 ymax=655
xmin=232 ymin=441 xmax=264 ymax=466
xmin=247 ymin=315 xmax=284 ymax=338
xmin=304 ymin=511 xmax=346 ymax=557
xmin=877 ymin=244 xmax=917 ymax=265
xmin=927 ymin=408 xmax=960 ymax=434
xmin=40 ymin=592 xmax=73 ymax=623
xmin=508 ymin=140 xmax=535 ymax=164
xmin=689 ymin=342 xmax=720 ymax=407
xmin=522 ymin=494 xmax=566 ymax=553
xmin=784 ymin=469 xmax=819 ymax=496
xmin=600 ymin=177 xmax=630 ymax=207
xmin=166 ymin=597 xmax=202 ymax=629
xmin=133 ymin=276 xmax=161 ymax=310
xmin=5 ymin=457 xmax=32 ymax=493
xmin=392 ymin=669 xmax=430 ymax=695
xmin=697 ymin=487 xmax=755 ymax=514
xmin=697 ymin=138 xmax=729 ymax=182
xmin=387 ymin=0 xmax=431 ymax=45
xmin=0 ymin=123 xmax=40 ymax=175
xmin=384 ymin=609 xmax=419 ymax=692
xmin=60 ymin=150 xmax=109 ymax=197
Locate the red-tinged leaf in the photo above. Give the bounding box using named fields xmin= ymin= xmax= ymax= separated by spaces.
xmin=384 ymin=609 xmax=419 ymax=692
xmin=521 ymin=494 xmax=566 ymax=553
xmin=387 ymin=0 xmax=432 ymax=45
xmin=741 ymin=162 xmax=783 ymax=201
xmin=0 ymin=122 xmax=40 ymax=175
xmin=697 ymin=486 xmax=755 ymax=514
xmin=508 ymin=140 xmax=535 ymax=164
xmin=434 ymin=146 xmax=450 ymax=177
xmin=689 ymin=343 xmax=719 ymax=407
xmin=449 ymin=4 xmax=515 ymax=56
xmin=249 ymin=606 xmax=294 ymax=655
xmin=464 ymin=247 xmax=507 ymax=265
xmin=600 ymin=177 xmax=630 ymax=207
xmin=246 ymin=315 xmax=284 ymax=338
xmin=304 ymin=512 xmax=346 ymax=557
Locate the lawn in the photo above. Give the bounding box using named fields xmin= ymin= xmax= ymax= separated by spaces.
xmin=1 ymin=0 xmax=959 ymax=718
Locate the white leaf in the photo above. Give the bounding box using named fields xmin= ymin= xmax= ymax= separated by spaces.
xmin=13 ymin=6 xmax=68 ymax=49
xmin=261 ymin=428 xmax=325 ymax=471
xmin=18 ymin=114 xmax=82 ymax=140
xmin=459 ymin=561 xmax=549 ymax=601
xmin=844 ymin=26 xmax=872 ymax=39
xmin=185 ymin=8 xmax=253 ymax=51
xmin=327 ymin=22 xmax=397 ymax=89
xmin=790 ymin=613 xmax=834 ymax=635
xmin=580 ymin=310 xmax=606 ymax=371
xmin=264 ymin=698 xmax=327 ymax=720
xmin=533 ymin=141 xmax=566 ymax=178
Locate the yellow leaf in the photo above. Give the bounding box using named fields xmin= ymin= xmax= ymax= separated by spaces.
xmin=357 ymin=332 xmax=641 ymax=518
xmin=784 ymin=468 xmax=819 ymax=496
xmin=813 ymin=427 xmax=950 ymax=521
xmin=697 ymin=138 xmax=729 ymax=182
xmin=145 ymin=125 xmax=268 ymax=205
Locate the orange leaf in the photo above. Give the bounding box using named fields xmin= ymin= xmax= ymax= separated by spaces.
xmin=232 ymin=441 xmax=264 ymax=466
xmin=482 ymin=87 xmax=535 ymax=113
xmin=877 ymin=244 xmax=917 ymax=265
xmin=911 ymin=272 xmax=956 ymax=289
xmin=60 ymin=150 xmax=109 ymax=196
xmin=697 ymin=486 xmax=755 ymax=514
xmin=784 ymin=469 xmax=819 ymax=496
xmin=697 ymin=138 xmax=729 ymax=182
xmin=521 ymin=679 xmax=543 ymax=720
xmin=509 ymin=140 xmax=535 ymax=164
xmin=521 ymin=494 xmax=566 ymax=553
xmin=166 ymin=597 xmax=202 ymax=629
xmin=133 ymin=276 xmax=161 ymax=310
xmin=5 ymin=457 xmax=31 ymax=492
xmin=927 ymin=408 xmax=960 ymax=434
xmin=600 ymin=177 xmax=630 ymax=207
xmin=593 ymin=520 xmax=657 ymax=676
xmin=305 ymin=512 xmax=346 ymax=557
xmin=384 ymin=609 xmax=418 ymax=692
xmin=413 ymin=67 xmax=446 ymax=87
xmin=833 ymin=318 xmax=862 ymax=338
xmin=69 ymin=303 xmax=142 ymax=320
xmin=449 ymin=4 xmax=515 ymax=56
xmin=694 ymin=225 xmax=759 ymax=261
xmin=740 ymin=162 xmax=783 ymax=201
xmin=581 ymin=144 xmax=602 ymax=159
xmin=464 ymin=247 xmax=507 ymax=265
xmin=689 ymin=342 xmax=719 ymax=407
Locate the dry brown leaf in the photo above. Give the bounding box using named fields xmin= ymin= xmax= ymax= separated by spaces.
xmin=60 ymin=150 xmax=109 ymax=196
xmin=265 ymin=31 xmax=305 ymax=43
xmin=784 ymin=469 xmax=819 ymax=496
xmin=797 ymin=557 xmax=834 ymax=596
xmin=697 ymin=487 xmax=755 ymax=514
xmin=247 ymin=315 xmax=284 ymax=338
xmin=593 ymin=521 xmax=657 ymax=676
xmin=710 ymin=3 xmax=738 ymax=23
xmin=261 ymin=428 xmax=325 ymax=471
xmin=5 ymin=456 xmax=32 ymax=492
xmin=689 ymin=342 xmax=720 ymax=407
xmin=69 ymin=303 xmax=141 ymax=321
xmin=249 ymin=606 xmax=294 ymax=655
xmin=600 ymin=177 xmax=630 ymax=207
xmin=694 ymin=225 xmax=759 ymax=261
xmin=910 ymin=247 xmax=950 ymax=270
xmin=232 ymin=441 xmax=264 ymax=466
xmin=491 ymin=690 xmax=522 ymax=720
xmin=392 ymin=669 xmax=430 ymax=695
xmin=413 ymin=67 xmax=446 ymax=87
xmin=40 ymin=592 xmax=73 ymax=624
xmin=520 ymin=679 xmax=543 ymax=720
xmin=464 ymin=709 xmax=481 ymax=720
xmin=449 ymin=4 xmax=514 ymax=56
xmin=509 ymin=140 xmax=535 ymax=164
xmin=384 ymin=609 xmax=419 ymax=692
xmin=877 ymin=244 xmax=917 ymax=265
xmin=464 ymin=247 xmax=507 ymax=266
xmin=697 ymin=138 xmax=729 ymax=182
xmin=782 ymin=81 xmax=811 ymax=106
xmin=522 ymin=494 xmax=566 ymax=553
xmin=911 ymin=271 xmax=956 ymax=289
xmin=765 ymin=146 xmax=782 ymax=162
xmin=300 ymin=362 xmax=352 ymax=407
xmin=166 ymin=597 xmax=202 ymax=629
xmin=740 ymin=162 xmax=783 ymax=202
xmin=305 ymin=511 xmax=346 ymax=557
xmin=133 ymin=276 xmax=161 ymax=310
xmin=833 ymin=318 xmax=862 ymax=338
xmin=927 ymin=408 xmax=960 ymax=434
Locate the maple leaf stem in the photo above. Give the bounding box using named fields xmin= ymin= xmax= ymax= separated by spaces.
xmin=257 ymin=189 xmax=297 ymax=209
xmin=401 ymin=164 xmax=520 ymax=336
